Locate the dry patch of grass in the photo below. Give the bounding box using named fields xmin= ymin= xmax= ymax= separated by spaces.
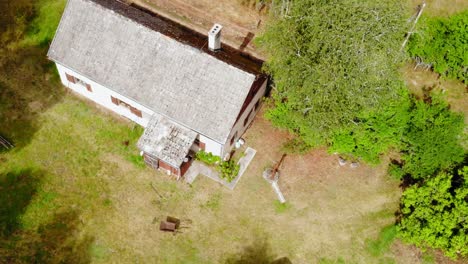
xmin=407 ymin=0 xmax=468 ymax=17
xmin=2 ymin=93 xmax=417 ymax=263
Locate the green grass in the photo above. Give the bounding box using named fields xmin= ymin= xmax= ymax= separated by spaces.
xmin=318 ymin=257 xmax=346 ymax=264
xmin=21 ymin=0 xmax=66 ymax=47
xmin=2 ymin=0 xmax=458 ymax=262
xmin=0 ymin=168 xmax=43 ymax=236
xmin=201 ymin=192 xmax=222 ymax=211
xmin=366 ymin=225 xmax=397 ymax=257
xmin=273 ymin=200 xmax=291 ymax=213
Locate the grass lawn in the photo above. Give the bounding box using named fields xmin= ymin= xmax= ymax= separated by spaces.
xmin=1 ymin=87 xmax=408 ymax=263
xmin=0 ymin=41 xmax=413 ymax=262
xmin=1 ymin=0 xmax=466 ymax=263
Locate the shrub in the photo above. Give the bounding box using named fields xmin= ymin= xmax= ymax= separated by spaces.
xmin=329 ymin=91 xmax=411 ymax=164
xmin=195 ymin=150 xmax=221 ymax=166
xmin=407 ymin=11 xmax=468 ymax=83
xmin=218 ymin=159 xmax=240 ymax=183
xmin=397 ymin=166 xmax=468 ymax=259
xmin=398 ymin=94 xmax=465 ymax=179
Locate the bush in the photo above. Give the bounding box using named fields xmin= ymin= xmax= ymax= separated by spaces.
xmin=398 ymin=94 xmax=465 ymax=179
xmin=408 ymin=11 xmax=468 ymax=83
xmin=329 ymin=91 xmax=411 ymax=164
xmin=218 ymin=159 xmax=240 ymax=183
xmin=195 ymin=150 xmax=221 ymax=166
xmin=397 ymin=166 xmax=468 ymax=259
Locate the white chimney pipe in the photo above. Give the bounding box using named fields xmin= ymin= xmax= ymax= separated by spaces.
xmin=208 ymin=24 xmax=223 ymax=51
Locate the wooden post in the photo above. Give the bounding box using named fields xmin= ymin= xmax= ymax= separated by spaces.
xmin=270 ymin=153 xmax=286 ymax=180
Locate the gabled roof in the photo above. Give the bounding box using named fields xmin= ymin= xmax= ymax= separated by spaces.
xmin=138 ymin=113 xmax=197 ymax=168
xmin=48 ymin=0 xmax=263 ymax=143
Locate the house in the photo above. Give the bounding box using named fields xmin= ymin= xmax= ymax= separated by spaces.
xmin=48 ymin=0 xmax=268 ymax=179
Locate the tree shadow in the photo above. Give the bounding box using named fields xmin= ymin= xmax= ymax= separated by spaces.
xmin=0 ymin=46 xmax=65 ymax=151
xmin=1 ymin=210 xmax=93 ymax=264
xmin=225 ymin=237 xmax=291 ymax=264
xmin=0 ymin=168 xmax=43 ymax=238
xmin=0 ymin=2 xmax=65 ymax=151
xmin=0 ymin=168 xmax=93 ymax=263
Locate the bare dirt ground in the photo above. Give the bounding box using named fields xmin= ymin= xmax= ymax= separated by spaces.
xmin=131 ymin=0 xmax=267 ymax=59
xmin=408 ymin=0 xmax=468 ymax=17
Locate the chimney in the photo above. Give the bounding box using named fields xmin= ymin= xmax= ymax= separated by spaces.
xmin=208 ymin=24 xmax=223 ymax=51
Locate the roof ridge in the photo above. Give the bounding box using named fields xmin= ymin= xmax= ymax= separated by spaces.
xmin=89 ymin=0 xmax=264 ymax=75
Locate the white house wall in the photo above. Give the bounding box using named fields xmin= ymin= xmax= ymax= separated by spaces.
xmin=200 ymin=134 xmax=222 ymax=156
xmin=56 ymin=63 xmax=153 ymax=127
xmin=222 ymin=78 xmax=268 ymax=157
xmin=55 ymin=62 xmax=225 ymax=156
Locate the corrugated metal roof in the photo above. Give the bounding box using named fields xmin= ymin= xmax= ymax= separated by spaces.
xmin=48 ymin=0 xmax=260 ymax=143
xmin=137 ymin=113 xmax=196 ymax=167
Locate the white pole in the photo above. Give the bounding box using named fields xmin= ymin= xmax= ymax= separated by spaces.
xmin=272 ymin=181 xmax=286 ymax=203
xmin=401 ymin=2 xmax=426 ymax=51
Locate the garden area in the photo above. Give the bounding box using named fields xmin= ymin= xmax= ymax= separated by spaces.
xmin=0 ymin=0 xmax=467 ymax=263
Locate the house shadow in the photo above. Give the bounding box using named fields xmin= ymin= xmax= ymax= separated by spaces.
xmin=224 ymin=237 xmax=291 ymax=264
xmin=0 ymin=2 xmax=65 ymax=151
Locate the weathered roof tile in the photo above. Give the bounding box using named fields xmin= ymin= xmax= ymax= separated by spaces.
xmin=48 ymin=0 xmax=261 ymax=143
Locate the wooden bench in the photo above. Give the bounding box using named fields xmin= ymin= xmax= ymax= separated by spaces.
xmin=159 ymin=216 xmax=181 ymax=232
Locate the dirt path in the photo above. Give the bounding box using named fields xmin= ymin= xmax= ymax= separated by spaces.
xmin=132 ymin=0 xmax=267 ymax=59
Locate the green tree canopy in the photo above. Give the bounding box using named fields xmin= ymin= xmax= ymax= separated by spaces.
xmin=257 ymin=0 xmax=409 ymax=147
xmin=408 ymin=11 xmax=468 ymax=83
xmin=398 ymin=94 xmax=465 ymax=179
xmin=397 ymin=166 xmax=468 ymax=259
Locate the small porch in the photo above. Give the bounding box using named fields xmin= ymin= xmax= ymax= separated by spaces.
xmin=137 ymin=114 xmax=197 ymax=180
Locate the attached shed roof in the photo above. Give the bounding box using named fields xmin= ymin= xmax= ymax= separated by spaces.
xmin=138 ymin=114 xmax=197 ymax=168
xmin=48 ymin=0 xmax=263 ymax=143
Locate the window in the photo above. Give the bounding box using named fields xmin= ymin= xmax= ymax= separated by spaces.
xmin=110 ymin=96 xmax=142 ymax=118
xmin=65 ymin=73 xmax=92 ymax=92
xmin=230 ymin=132 xmax=237 ymax=145
xmin=243 ymin=110 xmax=252 ymax=127
xmin=65 ymin=73 xmax=76 ymax=83
xmin=254 ymin=99 xmax=261 ymax=111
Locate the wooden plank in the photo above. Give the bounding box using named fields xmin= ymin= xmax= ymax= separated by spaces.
xmin=159 ymin=221 xmax=176 ymax=232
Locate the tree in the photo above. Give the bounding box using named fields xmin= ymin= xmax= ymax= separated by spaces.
xmin=257 ymin=0 xmax=409 ymax=148
xmin=398 ymin=94 xmax=465 ymax=179
xmin=407 ymin=11 xmax=468 ymax=83
xmin=329 ymin=89 xmax=411 ymax=164
xmin=397 ymin=166 xmax=468 ymax=259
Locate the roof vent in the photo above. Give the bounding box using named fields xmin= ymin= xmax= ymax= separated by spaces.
xmin=208 ymin=24 xmax=223 ymax=51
